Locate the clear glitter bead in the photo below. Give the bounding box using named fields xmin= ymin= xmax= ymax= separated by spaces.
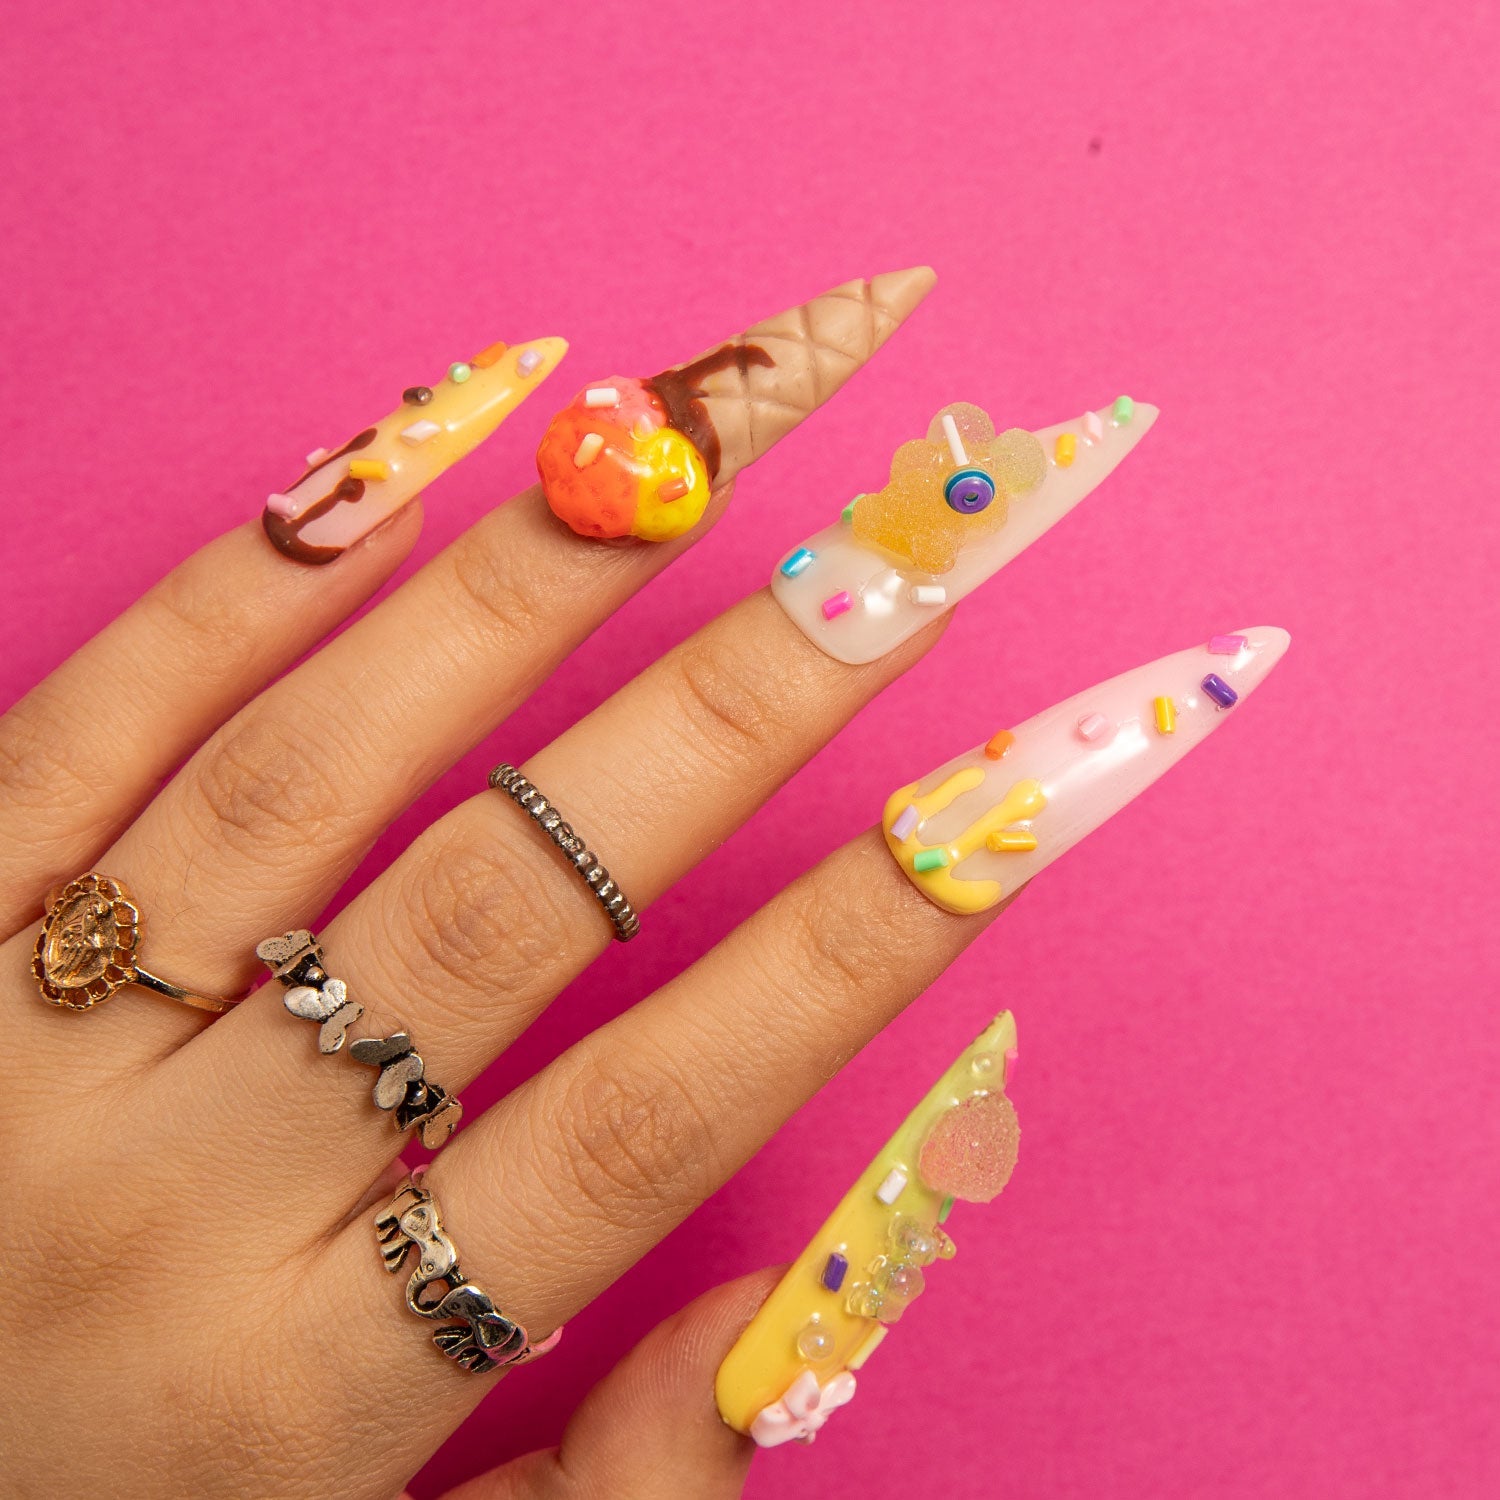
xmin=796 ymin=1318 xmax=834 ymax=1360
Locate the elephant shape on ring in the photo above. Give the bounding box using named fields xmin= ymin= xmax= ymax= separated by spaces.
xmin=375 ymin=1182 xmax=530 ymax=1372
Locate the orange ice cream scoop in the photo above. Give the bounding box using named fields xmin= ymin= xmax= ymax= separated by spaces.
xmin=536 ymin=378 xmax=712 ymax=541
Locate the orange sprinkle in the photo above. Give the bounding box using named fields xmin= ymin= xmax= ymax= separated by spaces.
xmin=471 ymin=341 xmax=508 ymax=369
xmin=659 ymin=477 xmax=690 ymax=502
xmin=984 ymin=730 xmax=1015 ymax=760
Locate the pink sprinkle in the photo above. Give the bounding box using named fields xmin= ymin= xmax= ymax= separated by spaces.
xmin=822 ymin=590 xmax=854 ymax=620
xmin=265 ymin=492 xmax=300 ymax=520
xmin=1077 ymin=712 xmax=1112 ymax=742
xmin=304 ymin=446 xmax=330 ymax=467
xmin=1003 ymin=1046 xmax=1019 ymax=1086
xmin=1209 ymin=634 xmax=1248 ymax=655
xmin=891 ymin=804 xmax=920 ymax=841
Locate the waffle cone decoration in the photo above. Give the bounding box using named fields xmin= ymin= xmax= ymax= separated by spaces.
xmin=537 ymin=268 xmax=935 ymax=541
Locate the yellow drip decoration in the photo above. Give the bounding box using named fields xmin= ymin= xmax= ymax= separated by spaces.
xmin=715 ymin=1012 xmax=1020 ymax=1441
xmin=883 ymin=774 xmax=1047 ymax=914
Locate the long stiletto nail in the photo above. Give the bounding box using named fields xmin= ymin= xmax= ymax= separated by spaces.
xmin=535 ymin=268 xmax=936 ymax=542
xmin=773 ymin=396 xmax=1157 ymax=662
xmin=884 ymin=627 xmax=1290 ymax=914
xmin=261 ymin=337 xmax=568 ymax=564
xmin=716 ymin=1011 xmax=1021 ymax=1446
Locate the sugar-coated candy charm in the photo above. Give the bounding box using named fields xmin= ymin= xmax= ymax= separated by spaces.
xmin=919 ymin=1092 xmax=1020 ymax=1203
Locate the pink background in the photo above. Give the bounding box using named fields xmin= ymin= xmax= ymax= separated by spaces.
xmin=3 ymin=2 xmax=1495 ymax=1495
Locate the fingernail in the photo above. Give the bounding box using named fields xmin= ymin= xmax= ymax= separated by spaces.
xmin=773 ymin=396 xmax=1158 ymax=663
xmin=716 ymin=1010 xmax=1021 ymax=1444
xmin=262 ymin=336 xmax=568 ymax=565
xmin=884 ymin=627 xmax=1290 ymax=914
xmin=536 ymin=267 xmax=936 ymax=542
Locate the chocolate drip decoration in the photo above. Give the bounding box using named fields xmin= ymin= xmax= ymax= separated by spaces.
xmin=644 ymin=343 xmax=773 ymax=481
xmin=262 ymin=424 xmax=380 ymax=564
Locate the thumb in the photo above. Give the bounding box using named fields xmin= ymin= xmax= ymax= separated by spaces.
xmin=435 ymin=1269 xmax=781 ymax=1500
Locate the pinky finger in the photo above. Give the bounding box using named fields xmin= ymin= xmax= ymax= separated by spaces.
xmin=430 ymin=1272 xmax=777 ymax=1500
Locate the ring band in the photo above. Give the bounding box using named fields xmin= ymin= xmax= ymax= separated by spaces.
xmin=33 ymin=873 xmax=239 ymax=1013
xmin=255 ymin=929 xmax=462 ymax=1148
xmin=488 ymin=763 xmax=640 ymax=942
xmin=376 ymin=1172 xmax=562 ymax=1373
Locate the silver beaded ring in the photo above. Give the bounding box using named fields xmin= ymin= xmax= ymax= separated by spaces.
xmin=487 ymin=763 xmax=640 ymax=942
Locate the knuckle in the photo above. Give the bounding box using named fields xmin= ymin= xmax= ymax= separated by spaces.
xmin=667 ymin=630 xmax=790 ymax=766
xmin=187 ymin=705 xmax=352 ymax=855
xmin=542 ymin=1044 xmax=721 ymax=1229
xmin=447 ymin=530 xmax=555 ymax=655
xmin=142 ymin=554 xmax=261 ymax=680
xmin=0 ymin=700 xmax=105 ymax=808
xmin=394 ymin=824 xmax=579 ymax=1008
xmin=784 ymin=872 xmax=888 ymax=998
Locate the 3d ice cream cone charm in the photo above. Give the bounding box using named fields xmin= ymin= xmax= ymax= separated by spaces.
xmin=773 ymin=394 xmax=1158 ymax=663
xmin=262 ymin=337 xmax=567 ymax=565
xmin=535 ymin=268 xmax=936 ymax=541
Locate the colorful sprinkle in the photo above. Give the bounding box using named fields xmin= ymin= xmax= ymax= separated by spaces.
xmin=1054 ymin=432 xmax=1077 ymax=467
xmin=348 ymin=459 xmax=389 ymax=481
xmin=304 ymin=446 xmax=330 ymax=466
xmin=584 ymin=386 xmax=620 ymax=408
xmin=633 ymin=416 xmax=657 ymax=440
xmin=448 ymin=362 xmax=472 ymax=384
xmin=841 ymin=498 xmax=860 ymax=524
xmin=875 ymin=1167 xmax=908 ymax=1205
xmin=847 ymin=1324 xmax=888 ymax=1370
xmin=890 ymin=804 xmax=920 ymax=841
xmin=1077 ymin=711 xmax=1112 ymax=742
xmin=573 ymin=432 xmax=604 ymax=468
xmin=822 ymin=590 xmax=854 ymax=620
xmin=516 ymin=349 xmax=543 ymax=376
xmin=937 ymin=1194 xmax=956 ymax=1223
xmin=941 ymin=413 xmax=968 ymax=466
xmin=471 ymin=342 xmax=508 ymax=369
xmin=1202 ymin=672 xmax=1238 ymax=708
xmin=822 ymin=1252 xmax=849 ymax=1292
xmin=1209 ymin=634 xmax=1248 ymax=655
xmin=399 ymin=419 xmax=441 ymax=446
xmin=402 ymin=386 xmax=433 ymax=405
xmin=1153 ymin=695 xmax=1177 ymax=734
xmin=908 ymin=584 xmax=947 ymax=606
xmin=658 ymin=477 xmax=690 ymax=502
xmin=265 ymin=492 xmax=299 ymax=519
xmin=913 ymin=847 xmax=950 ymax=873
xmin=1111 ymin=394 xmax=1135 ymax=425
xmin=985 ymin=828 xmax=1037 ymax=853
xmin=984 ymin=730 xmax=1015 ymax=760
xmin=1004 ymin=1046 xmax=1019 ymax=1086
xmin=780 ymin=546 xmax=815 ymax=579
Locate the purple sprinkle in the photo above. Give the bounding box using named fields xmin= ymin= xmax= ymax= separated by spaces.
xmin=1208 ymin=634 xmax=1248 ymax=655
xmin=891 ymin=804 xmax=920 ymax=841
xmin=822 ymin=1252 xmax=849 ymax=1292
xmin=516 ymin=349 xmax=543 ymax=376
xmin=1202 ymin=673 xmax=1238 ymax=708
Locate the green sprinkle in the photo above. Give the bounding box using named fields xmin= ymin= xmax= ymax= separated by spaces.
xmin=913 ymin=847 xmax=950 ymax=873
xmin=449 ymin=362 xmax=472 ymax=384
xmin=1111 ymin=394 xmax=1134 ymax=425
xmin=841 ymin=498 xmax=859 ymax=524
xmin=938 ymin=1194 xmax=955 ymax=1224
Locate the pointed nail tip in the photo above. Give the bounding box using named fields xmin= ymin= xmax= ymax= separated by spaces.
xmin=867 ymin=264 xmax=939 ymax=316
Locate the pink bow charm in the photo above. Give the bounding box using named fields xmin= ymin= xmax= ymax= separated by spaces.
xmin=748 ymin=1368 xmax=858 ymax=1448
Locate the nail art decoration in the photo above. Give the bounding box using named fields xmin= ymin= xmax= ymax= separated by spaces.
xmin=772 ymin=397 xmax=1158 ymax=664
xmin=716 ymin=1012 xmax=1021 ymax=1446
xmin=535 ymin=269 xmax=936 ymax=542
xmin=262 ymin=337 xmax=567 ymax=564
xmin=884 ymin=627 xmax=1290 ymax=915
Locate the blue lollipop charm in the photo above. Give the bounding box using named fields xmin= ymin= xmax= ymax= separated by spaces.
xmin=943 ymin=467 xmax=996 ymax=515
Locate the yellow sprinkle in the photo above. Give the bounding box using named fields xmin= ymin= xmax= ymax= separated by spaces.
xmin=986 ymin=828 xmax=1038 ymax=853
xmin=347 ymin=459 xmax=389 ymax=481
xmin=1054 ymin=433 xmax=1077 ymax=467
xmin=471 ymin=341 xmax=508 ymax=369
xmin=1154 ymin=695 xmax=1177 ymax=734
xmin=574 ymin=432 xmax=604 ymax=468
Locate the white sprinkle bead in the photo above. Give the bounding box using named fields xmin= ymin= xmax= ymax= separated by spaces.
xmin=876 ymin=1167 xmax=908 ymax=1205
xmin=585 ymin=387 xmax=620 ymax=408
xmin=266 ymin=492 xmax=301 ymax=520
xmin=908 ymin=584 xmax=947 ymax=606
xmin=516 ymin=349 xmax=543 ymax=376
xmin=574 ymin=433 xmax=604 ymax=467
xmin=304 ymin=447 xmax=330 ymax=466
xmin=1083 ymin=411 xmax=1104 ymax=443
xmin=941 ymin=413 xmax=968 ymax=466
xmin=399 ymin=419 xmax=442 ymax=446
xmin=1077 ymin=712 xmax=1113 ymax=742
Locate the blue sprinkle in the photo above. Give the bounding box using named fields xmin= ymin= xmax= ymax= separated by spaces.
xmin=1202 ymin=672 xmax=1238 ymax=709
xmin=822 ymin=1252 xmax=849 ymax=1292
xmin=780 ymin=547 xmax=816 ymax=579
